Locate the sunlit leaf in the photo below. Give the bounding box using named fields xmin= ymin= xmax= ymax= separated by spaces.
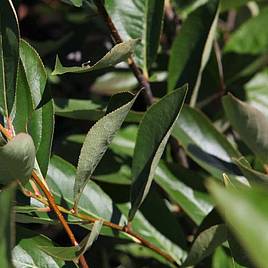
xmin=74 ymin=91 xmax=139 ymax=208
xmin=52 ymin=39 xmax=139 ymax=75
xmin=129 ymin=86 xmax=187 ymax=221
xmin=222 ymin=94 xmax=268 ymax=164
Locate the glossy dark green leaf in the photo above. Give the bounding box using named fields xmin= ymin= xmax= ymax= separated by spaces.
xmin=74 ymin=91 xmax=139 ymax=208
xmin=0 ymin=133 xmax=35 ymax=185
xmin=155 ymin=163 xmax=213 ymax=225
xmin=168 ymin=0 xmax=219 ymax=106
xmin=207 ymin=181 xmax=268 ymax=268
xmin=0 ymin=0 xmax=19 ymax=118
xmin=13 ymin=227 xmax=76 ymax=268
xmin=109 ymin=124 xmax=212 ymax=224
xmin=36 ymin=99 xmax=54 ymax=176
xmin=105 ymin=0 xmax=165 ymax=73
xmin=54 ymin=97 xmax=143 ymax=123
xmin=36 ymin=155 xmax=186 ymax=264
xmin=47 ymin=155 xmax=126 ymax=224
xmin=52 ymin=39 xmax=139 ymax=75
xmin=183 ymin=224 xmax=227 ymax=266
xmin=13 ymin=39 xmax=53 ymax=176
xmin=224 ymin=7 xmax=268 ymax=55
xmin=129 ymin=86 xmax=187 ymax=221
xmin=41 ymin=220 xmax=103 ymax=261
xmin=222 ymin=94 xmax=268 ymax=164
xmin=18 ymin=40 xmax=47 ymax=108
xmin=245 ymin=68 xmax=268 ymax=117
xmin=119 ymin=203 xmax=186 ymax=265
xmin=172 ymin=106 xmax=244 ymax=182
xmin=0 ymin=186 xmax=15 ymax=268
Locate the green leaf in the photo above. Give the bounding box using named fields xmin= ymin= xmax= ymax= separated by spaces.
xmin=52 ymin=39 xmax=139 ymax=75
xmin=43 ymin=155 xmax=186 ymax=264
xmin=54 ymin=97 xmax=143 ymax=123
xmin=172 ymin=106 xmax=244 ymax=182
xmin=41 ymin=220 xmax=103 ymax=261
xmin=183 ymin=224 xmax=227 ymax=266
xmin=212 ymin=247 xmax=239 ymax=268
xmin=155 ymin=162 xmax=213 ymax=225
xmin=105 ymin=0 xmax=165 ymax=73
xmin=13 ymin=39 xmax=53 ymax=176
xmin=222 ymin=94 xmax=268 ymax=164
xmin=221 ymin=0 xmax=263 ymax=11
xmin=224 ymin=7 xmax=268 ymax=55
xmin=172 ymin=0 xmax=209 ymax=19
xmin=129 ymin=86 xmax=187 ymax=221
xmin=244 ymin=68 xmax=268 ymax=117
xmin=74 ymin=91 xmax=139 ymax=208
xmin=104 ymin=124 xmax=212 ymax=224
xmin=207 ymin=181 xmax=268 ymax=268
xmin=12 ymin=227 xmax=76 ymax=268
xmin=92 ymin=72 xmax=138 ymax=96
xmin=234 ymin=157 xmax=268 ymax=183
xmin=0 ymin=133 xmax=35 ymax=185
xmin=18 ymin=40 xmax=47 ymax=108
xmin=64 ymin=0 xmax=83 ymax=7
xmin=47 ymin=155 xmax=126 ymax=224
xmin=0 ymin=186 xmax=15 ymax=268
xmin=36 ymin=98 xmax=54 ymax=176
xmin=168 ymin=0 xmax=219 ymax=106
xmin=0 ymin=0 xmax=19 ymax=118
xmin=119 ymin=203 xmax=186 ymax=265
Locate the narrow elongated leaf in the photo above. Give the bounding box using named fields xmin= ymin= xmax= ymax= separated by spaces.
xmin=0 ymin=0 xmax=19 ymax=118
xmin=222 ymin=94 xmax=268 ymax=164
xmin=129 ymin=86 xmax=187 ymax=221
xmin=74 ymin=91 xmax=139 ymax=208
xmin=36 ymin=99 xmax=54 ymax=176
xmin=19 ymin=40 xmax=47 ymax=108
xmin=155 ymin=163 xmax=213 ymax=225
xmin=207 ymin=181 xmax=268 ymax=268
xmin=13 ymin=39 xmax=53 ymax=176
xmin=183 ymin=224 xmax=227 ymax=266
xmin=172 ymin=106 xmax=245 ymax=182
xmin=13 ymin=227 xmax=76 ymax=268
xmin=0 ymin=187 xmax=15 ymax=268
xmin=224 ymin=7 xmax=268 ymax=55
xmin=168 ymin=0 xmax=219 ymax=105
xmin=44 ymin=155 xmax=186 ymax=264
xmin=41 ymin=220 xmax=103 ymax=261
xmin=52 ymin=39 xmax=139 ymax=75
xmin=108 ymin=125 xmax=212 ymax=224
xmin=0 ymin=133 xmax=35 ymax=185
xmin=105 ymin=0 xmax=165 ymax=73
xmin=54 ymin=97 xmax=143 ymax=123
xmin=234 ymin=157 xmax=268 ymax=183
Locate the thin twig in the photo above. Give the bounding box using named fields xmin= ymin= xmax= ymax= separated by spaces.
xmin=0 ymin=124 xmax=89 ymax=268
xmin=26 ymin=188 xmax=180 ymax=267
xmin=92 ymin=0 xmax=154 ymax=105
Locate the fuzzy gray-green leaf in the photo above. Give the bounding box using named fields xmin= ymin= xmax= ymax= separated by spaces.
xmin=74 ymin=92 xmax=139 ymax=208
